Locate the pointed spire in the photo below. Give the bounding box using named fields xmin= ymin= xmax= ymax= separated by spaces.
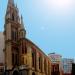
xmin=6 ymin=0 xmax=15 ymax=12
xmin=6 ymin=0 xmax=20 ymax=21
xmin=15 ymin=4 xmax=19 ymax=13
xmin=6 ymin=0 xmax=14 ymax=12
xmin=21 ymin=15 xmax=24 ymax=29
xmin=8 ymin=0 xmax=14 ymax=6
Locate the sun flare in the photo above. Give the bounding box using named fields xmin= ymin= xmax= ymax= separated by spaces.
xmin=46 ymin=0 xmax=73 ymax=9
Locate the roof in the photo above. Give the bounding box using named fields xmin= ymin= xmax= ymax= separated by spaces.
xmin=0 ymin=32 xmax=4 ymax=63
xmin=0 ymin=32 xmax=51 ymax=63
xmin=25 ymin=38 xmax=50 ymax=59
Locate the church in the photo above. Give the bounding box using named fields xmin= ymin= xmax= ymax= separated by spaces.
xmin=0 ymin=0 xmax=52 ymax=75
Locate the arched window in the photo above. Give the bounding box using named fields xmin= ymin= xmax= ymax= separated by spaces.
xmin=32 ymin=52 xmax=35 ymax=67
xmin=12 ymin=29 xmax=18 ymax=41
xmin=12 ymin=48 xmax=19 ymax=66
xmin=39 ymin=57 xmax=41 ymax=69
xmin=12 ymin=53 xmax=15 ymax=65
xmin=12 ymin=13 xmax=15 ymax=21
xmin=22 ymin=41 xmax=24 ymax=54
xmin=44 ymin=59 xmax=47 ymax=73
xmin=32 ymin=47 xmax=36 ymax=68
xmin=39 ymin=55 xmax=42 ymax=71
xmin=25 ymin=44 xmax=27 ymax=54
xmin=21 ymin=56 xmax=24 ymax=65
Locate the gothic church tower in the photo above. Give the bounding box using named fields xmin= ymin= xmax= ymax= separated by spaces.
xmin=3 ymin=1 xmax=52 ymax=75
xmin=4 ymin=0 xmax=26 ymax=73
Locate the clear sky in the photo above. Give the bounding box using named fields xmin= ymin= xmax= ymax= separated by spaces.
xmin=0 ymin=0 xmax=75 ymax=59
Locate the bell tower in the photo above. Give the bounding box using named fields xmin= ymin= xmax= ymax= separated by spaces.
xmin=5 ymin=0 xmax=20 ymax=23
xmin=4 ymin=0 xmax=25 ymax=71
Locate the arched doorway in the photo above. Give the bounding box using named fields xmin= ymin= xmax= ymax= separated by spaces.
xmin=32 ymin=72 xmax=35 ymax=75
xmin=13 ymin=70 xmax=19 ymax=75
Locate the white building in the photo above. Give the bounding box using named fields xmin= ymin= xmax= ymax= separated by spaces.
xmin=62 ymin=58 xmax=74 ymax=74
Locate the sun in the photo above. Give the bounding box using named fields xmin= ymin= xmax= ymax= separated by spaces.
xmin=55 ymin=0 xmax=72 ymax=8
xmin=45 ymin=0 xmax=73 ymax=9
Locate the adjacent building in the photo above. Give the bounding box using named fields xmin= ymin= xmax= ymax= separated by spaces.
xmin=48 ymin=53 xmax=62 ymax=75
xmin=62 ymin=58 xmax=74 ymax=75
xmin=72 ymin=63 xmax=75 ymax=75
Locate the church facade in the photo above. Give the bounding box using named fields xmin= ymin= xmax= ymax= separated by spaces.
xmin=3 ymin=0 xmax=51 ymax=75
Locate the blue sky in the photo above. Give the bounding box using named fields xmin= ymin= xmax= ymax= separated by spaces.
xmin=0 ymin=0 xmax=75 ymax=59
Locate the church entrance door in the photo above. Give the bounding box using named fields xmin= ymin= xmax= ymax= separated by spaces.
xmin=32 ymin=72 xmax=35 ymax=75
xmin=13 ymin=70 xmax=19 ymax=75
